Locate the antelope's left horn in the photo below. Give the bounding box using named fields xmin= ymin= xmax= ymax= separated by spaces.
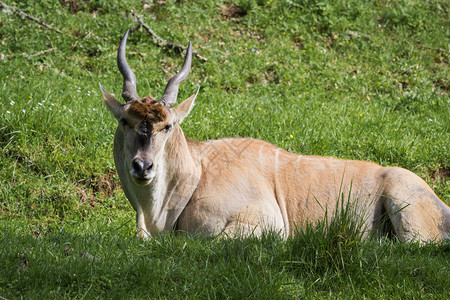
xmin=159 ymin=42 xmax=193 ymax=107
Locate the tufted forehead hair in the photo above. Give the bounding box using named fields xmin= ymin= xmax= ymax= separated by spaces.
xmin=125 ymin=97 xmax=169 ymax=125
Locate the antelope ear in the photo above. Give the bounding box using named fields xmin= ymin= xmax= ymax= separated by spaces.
xmin=100 ymin=83 xmax=124 ymax=120
xmin=173 ymin=88 xmax=199 ymax=124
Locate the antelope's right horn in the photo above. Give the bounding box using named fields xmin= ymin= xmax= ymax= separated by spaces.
xmin=117 ymin=30 xmax=139 ymax=102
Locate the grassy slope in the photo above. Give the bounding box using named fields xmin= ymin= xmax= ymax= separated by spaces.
xmin=0 ymin=0 xmax=449 ymax=298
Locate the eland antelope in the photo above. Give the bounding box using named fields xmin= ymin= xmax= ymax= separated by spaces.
xmin=100 ymin=30 xmax=450 ymax=242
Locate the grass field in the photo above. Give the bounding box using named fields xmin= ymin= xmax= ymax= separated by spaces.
xmin=1 ymin=0 xmax=449 ymax=298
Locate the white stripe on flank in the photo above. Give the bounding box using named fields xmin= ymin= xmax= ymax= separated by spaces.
xmin=259 ymin=146 xmax=264 ymax=169
xmin=275 ymin=149 xmax=280 ymax=172
xmin=295 ymin=155 xmax=303 ymax=168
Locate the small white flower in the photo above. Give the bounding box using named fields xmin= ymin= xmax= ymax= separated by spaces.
xmin=6 ymin=111 xmax=10 ymax=114
xmin=10 ymin=101 xmax=15 ymax=105
xmin=22 ymin=109 xmax=26 ymax=113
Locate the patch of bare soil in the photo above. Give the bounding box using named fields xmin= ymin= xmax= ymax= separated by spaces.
xmin=59 ymin=0 xmax=90 ymax=14
xmin=221 ymin=3 xmax=247 ymax=21
xmin=77 ymin=170 xmax=121 ymax=206
xmin=429 ymin=165 xmax=449 ymax=182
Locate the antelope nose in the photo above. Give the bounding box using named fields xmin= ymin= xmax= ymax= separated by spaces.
xmin=132 ymin=159 xmax=153 ymax=177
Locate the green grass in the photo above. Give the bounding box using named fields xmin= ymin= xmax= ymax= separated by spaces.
xmin=2 ymin=210 xmax=450 ymax=299
xmin=0 ymin=0 xmax=449 ymax=298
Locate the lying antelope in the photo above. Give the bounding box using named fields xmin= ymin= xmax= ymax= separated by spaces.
xmin=100 ymin=30 xmax=450 ymax=242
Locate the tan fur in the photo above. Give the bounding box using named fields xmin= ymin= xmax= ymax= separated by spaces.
xmin=100 ymin=94 xmax=450 ymax=242
xmin=101 ymin=60 xmax=449 ymax=244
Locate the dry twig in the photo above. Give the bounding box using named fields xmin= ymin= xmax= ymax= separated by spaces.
xmin=129 ymin=10 xmax=207 ymax=62
xmin=417 ymin=44 xmax=448 ymax=54
xmin=0 ymin=1 xmax=70 ymax=37
xmin=344 ymin=30 xmax=370 ymax=40
xmin=27 ymin=47 xmax=57 ymax=58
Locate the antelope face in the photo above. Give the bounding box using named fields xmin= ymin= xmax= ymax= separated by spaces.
xmin=100 ymin=30 xmax=197 ymax=186
xmin=100 ymin=88 xmax=197 ymax=186
xmin=120 ymin=98 xmax=175 ymax=185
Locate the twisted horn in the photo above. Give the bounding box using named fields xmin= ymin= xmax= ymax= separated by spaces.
xmin=118 ymin=30 xmax=139 ymax=102
xmin=159 ymin=42 xmax=193 ymax=107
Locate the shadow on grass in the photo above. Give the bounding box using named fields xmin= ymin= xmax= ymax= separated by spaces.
xmin=1 ymin=199 xmax=449 ymax=299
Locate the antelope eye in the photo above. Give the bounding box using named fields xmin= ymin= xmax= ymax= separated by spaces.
xmin=163 ymin=124 xmax=172 ymax=132
xmin=119 ymin=118 xmax=129 ymax=126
